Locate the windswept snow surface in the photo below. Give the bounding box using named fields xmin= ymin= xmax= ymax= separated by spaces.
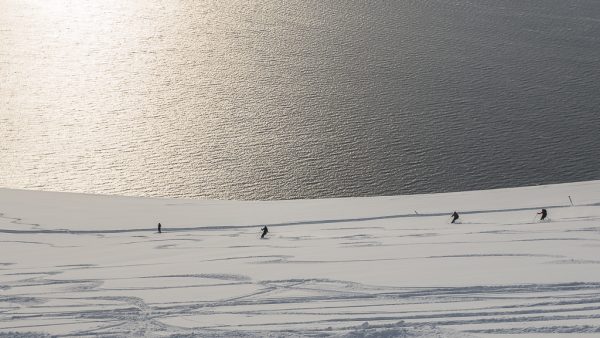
xmin=1 ymin=181 xmax=600 ymax=337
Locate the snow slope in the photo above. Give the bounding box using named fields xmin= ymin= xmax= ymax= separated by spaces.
xmin=1 ymin=181 xmax=600 ymax=337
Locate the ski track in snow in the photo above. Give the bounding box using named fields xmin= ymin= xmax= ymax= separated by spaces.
xmin=1 ymin=183 xmax=600 ymax=336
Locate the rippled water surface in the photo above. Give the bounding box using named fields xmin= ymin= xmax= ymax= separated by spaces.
xmin=1 ymin=0 xmax=599 ymax=199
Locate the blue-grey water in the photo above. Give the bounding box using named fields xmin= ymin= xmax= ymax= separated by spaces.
xmin=1 ymin=0 xmax=599 ymax=200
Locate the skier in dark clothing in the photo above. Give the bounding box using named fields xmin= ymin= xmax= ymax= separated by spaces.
xmin=537 ymin=209 xmax=548 ymax=221
xmin=451 ymin=211 xmax=459 ymax=224
xmin=260 ymin=226 xmax=268 ymax=239
xmin=158 ymin=222 xmax=162 ymax=234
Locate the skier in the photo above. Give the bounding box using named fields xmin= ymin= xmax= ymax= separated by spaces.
xmin=260 ymin=226 xmax=268 ymax=239
xmin=537 ymin=209 xmax=548 ymax=221
xmin=158 ymin=222 xmax=162 ymax=234
xmin=451 ymin=211 xmax=459 ymax=224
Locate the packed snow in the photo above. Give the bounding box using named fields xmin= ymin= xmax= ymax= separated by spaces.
xmin=1 ymin=181 xmax=600 ymax=337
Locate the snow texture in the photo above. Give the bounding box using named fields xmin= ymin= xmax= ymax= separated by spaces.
xmin=1 ymin=180 xmax=600 ymax=337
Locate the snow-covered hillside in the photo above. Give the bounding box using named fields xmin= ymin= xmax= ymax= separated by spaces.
xmin=1 ymin=181 xmax=600 ymax=337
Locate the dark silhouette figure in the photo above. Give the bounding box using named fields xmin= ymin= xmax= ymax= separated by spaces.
xmin=158 ymin=222 xmax=162 ymax=233
xmin=260 ymin=226 xmax=268 ymax=239
xmin=538 ymin=209 xmax=548 ymax=221
xmin=451 ymin=211 xmax=459 ymax=224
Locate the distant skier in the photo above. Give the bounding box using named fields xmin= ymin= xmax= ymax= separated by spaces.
xmin=451 ymin=211 xmax=459 ymax=224
xmin=260 ymin=226 xmax=268 ymax=239
xmin=158 ymin=222 xmax=162 ymax=234
xmin=537 ymin=209 xmax=548 ymax=221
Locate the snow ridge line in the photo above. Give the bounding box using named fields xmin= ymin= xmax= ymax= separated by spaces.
xmin=1 ymin=201 xmax=595 ymax=234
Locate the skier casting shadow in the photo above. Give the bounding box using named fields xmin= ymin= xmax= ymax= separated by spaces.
xmin=537 ymin=209 xmax=548 ymax=222
xmin=451 ymin=211 xmax=459 ymax=224
xmin=260 ymin=226 xmax=269 ymax=239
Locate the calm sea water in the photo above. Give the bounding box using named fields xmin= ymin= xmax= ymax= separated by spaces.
xmin=1 ymin=0 xmax=599 ymax=200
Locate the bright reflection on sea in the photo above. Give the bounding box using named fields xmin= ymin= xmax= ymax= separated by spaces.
xmin=1 ymin=0 xmax=599 ymax=199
